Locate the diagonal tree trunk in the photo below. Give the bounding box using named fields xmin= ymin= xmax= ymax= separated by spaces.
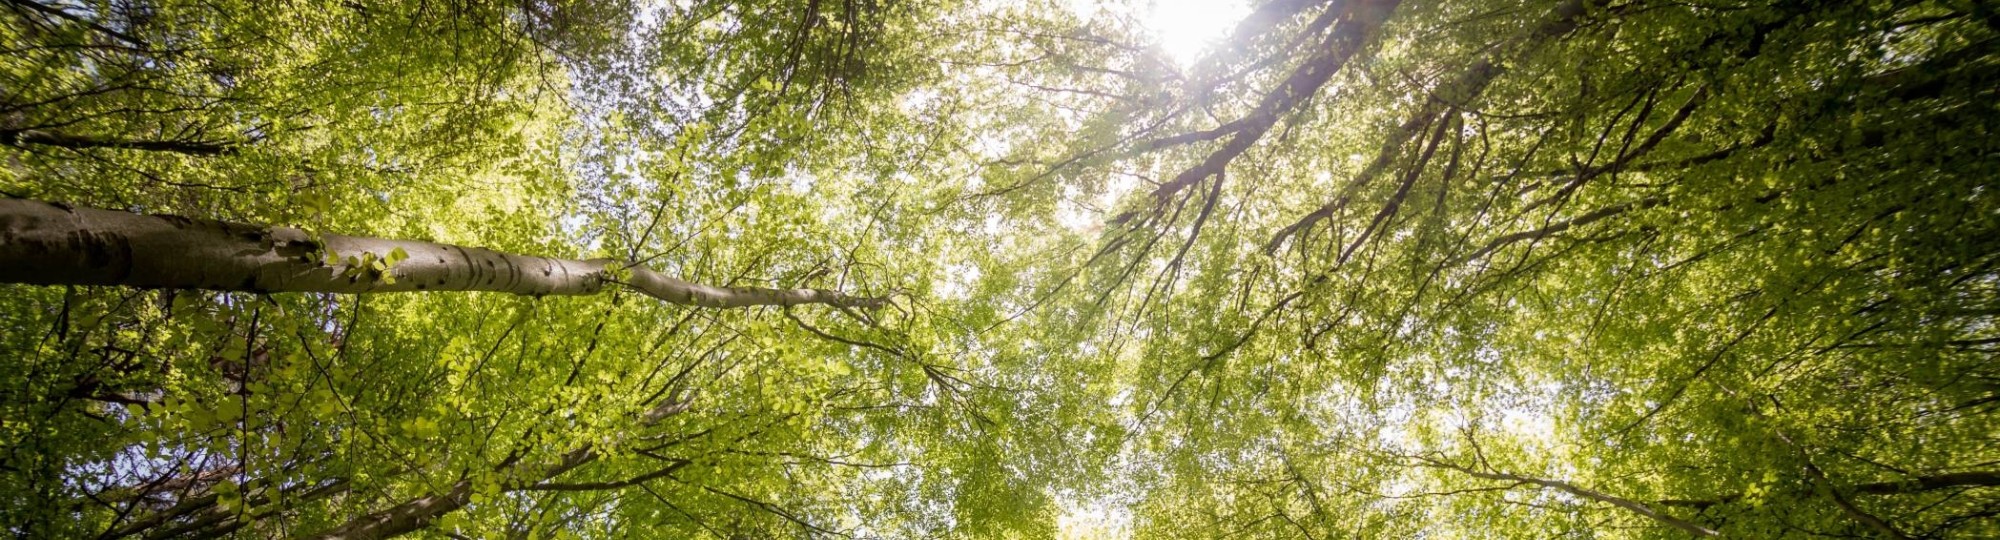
xmin=1655 ymin=471 xmax=2000 ymax=509
xmin=0 ymin=199 xmax=887 ymax=309
xmin=1262 ymin=0 xmax=1596 ymax=253
xmin=305 ymin=400 xmax=695 ymax=540
xmin=1 ymin=129 xmax=239 ymax=156
xmin=1456 ymin=467 xmax=1721 ymax=537
xmin=1137 ymin=0 xmax=1401 ymax=207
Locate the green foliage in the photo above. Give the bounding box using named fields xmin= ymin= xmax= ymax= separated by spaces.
xmin=3 ymin=0 xmax=1997 ymax=538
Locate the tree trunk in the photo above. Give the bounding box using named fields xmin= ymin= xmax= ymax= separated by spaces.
xmin=306 ymin=400 xmax=692 ymax=540
xmin=0 ymin=199 xmax=886 ymax=309
xmin=1456 ymin=468 xmax=1720 ymax=537
xmin=1138 ymin=0 xmax=1401 ymax=204
xmin=1263 ymin=0 xmax=1594 ymax=253
xmin=1 ymin=129 xmax=238 ymax=156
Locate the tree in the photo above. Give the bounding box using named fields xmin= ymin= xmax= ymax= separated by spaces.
xmin=3 ymin=0 xmax=1088 ymax=537
xmin=5 ymin=0 xmax=1998 ymax=538
xmin=0 ymin=199 xmax=887 ymax=309
xmin=985 ymin=0 xmax=2000 ymax=537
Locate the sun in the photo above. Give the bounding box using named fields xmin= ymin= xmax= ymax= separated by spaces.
xmin=1140 ymin=0 xmax=1250 ymax=67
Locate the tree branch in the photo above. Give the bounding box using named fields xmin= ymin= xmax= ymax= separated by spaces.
xmin=0 ymin=199 xmax=889 ymax=310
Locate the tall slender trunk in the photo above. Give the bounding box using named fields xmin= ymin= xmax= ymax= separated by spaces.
xmin=1458 ymin=468 xmax=1721 ymax=537
xmin=1263 ymin=0 xmax=1595 ymax=252
xmin=1139 ymin=0 xmax=1402 ymax=204
xmin=0 ymin=129 xmax=238 ymax=156
xmin=0 ymin=199 xmax=886 ymax=309
xmin=306 ymin=401 xmax=693 ymax=540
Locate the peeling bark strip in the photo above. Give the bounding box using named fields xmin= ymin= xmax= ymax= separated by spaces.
xmin=0 ymin=199 xmax=886 ymax=309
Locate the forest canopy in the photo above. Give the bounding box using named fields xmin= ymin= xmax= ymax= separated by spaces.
xmin=2 ymin=0 xmax=1997 ymax=538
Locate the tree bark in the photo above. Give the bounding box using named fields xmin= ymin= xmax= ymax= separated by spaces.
xmin=1 ymin=129 xmax=237 ymax=156
xmin=1136 ymin=0 xmax=1401 ymax=206
xmin=305 ymin=400 xmax=692 ymax=540
xmin=0 ymin=199 xmax=887 ymax=309
xmin=1656 ymin=471 xmax=2000 ymax=509
xmin=1456 ymin=468 xmax=1720 ymax=537
xmin=1263 ymin=0 xmax=1594 ymax=253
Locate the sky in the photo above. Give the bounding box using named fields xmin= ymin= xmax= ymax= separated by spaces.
xmin=1140 ymin=0 xmax=1251 ymax=66
xmin=1056 ymin=0 xmax=1251 ymax=67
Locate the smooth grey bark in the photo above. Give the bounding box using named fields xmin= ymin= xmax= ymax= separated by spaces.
xmin=0 ymin=199 xmax=887 ymax=309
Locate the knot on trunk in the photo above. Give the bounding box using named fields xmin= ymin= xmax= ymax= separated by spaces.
xmin=262 ymin=227 xmax=323 ymax=259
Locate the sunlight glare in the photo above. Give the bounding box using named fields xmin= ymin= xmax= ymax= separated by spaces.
xmin=1057 ymin=497 xmax=1134 ymax=540
xmin=1141 ymin=0 xmax=1250 ymax=67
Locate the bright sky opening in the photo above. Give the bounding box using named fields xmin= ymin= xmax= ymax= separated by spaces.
xmin=1141 ymin=0 xmax=1249 ymax=66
